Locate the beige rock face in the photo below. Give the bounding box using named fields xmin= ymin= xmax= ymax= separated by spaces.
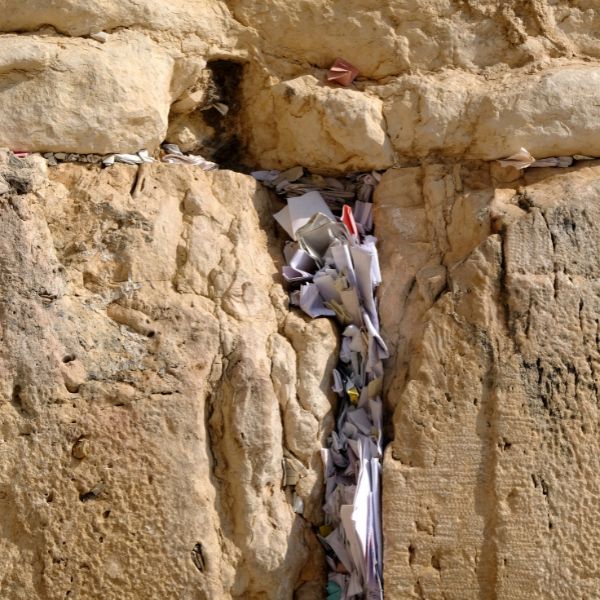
xmin=377 ymin=64 xmax=600 ymax=162
xmin=377 ymin=162 xmax=600 ymax=598
xmin=0 ymin=156 xmax=337 ymax=599
xmin=0 ymin=34 xmax=206 ymax=154
xmin=4 ymin=1 xmax=600 ymax=599
xmin=0 ymin=0 xmax=234 ymax=37
xmin=244 ymin=75 xmax=394 ymax=172
xmin=3 ymin=2 xmax=600 ymax=169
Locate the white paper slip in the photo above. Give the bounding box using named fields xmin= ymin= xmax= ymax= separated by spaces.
xmin=274 ymin=205 xmax=295 ymax=239
xmin=299 ymin=283 xmax=336 ymax=318
xmin=361 ymin=236 xmax=381 ymax=286
xmin=330 ymin=242 xmax=358 ymax=289
xmin=314 ymin=270 xmax=342 ymax=303
xmin=296 ymin=213 xmax=347 ymax=261
xmin=354 ymin=201 xmax=374 ymax=232
xmin=324 ymin=527 xmax=354 ymax=574
xmin=288 ymin=191 xmax=335 ymax=236
xmin=351 ymin=245 xmax=379 ymax=330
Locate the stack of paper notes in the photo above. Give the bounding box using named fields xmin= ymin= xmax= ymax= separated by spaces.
xmin=253 ymin=167 xmax=380 ymax=208
xmin=272 ymin=188 xmax=385 ymax=599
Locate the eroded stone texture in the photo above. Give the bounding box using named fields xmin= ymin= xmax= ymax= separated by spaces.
xmin=0 ymin=0 xmax=235 ymax=37
xmin=3 ymin=2 xmax=600 ymax=169
xmin=378 ymin=162 xmax=600 ymax=599
xmin=244 ymin=75 xmax=394 ymax=172
xmin=4 ymin=1 xmax=600 ymax=598
xmin=0 ymin=34 xmax=206 ymax=154
xmin=0 ymin=157 xmax=337 ymax=599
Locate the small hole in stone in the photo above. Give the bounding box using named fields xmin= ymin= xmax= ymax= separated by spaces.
xmin=147 ymin=331 xmax=155 ymax=338
xmin=63 ymin=354 xmax=76 ymax=363
xmin=191 ymin=542 xmax=206 ymax=572
xmin=46 ymin=492 xmax=54 ymax=503
xmin=103 ymin=510 xmax=111 ymax=518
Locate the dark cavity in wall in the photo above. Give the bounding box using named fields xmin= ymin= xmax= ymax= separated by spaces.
xmin=167 ymin=59 xmax=245 ymax=170
xmin=206 ymin=60 xmax=244 ymax=169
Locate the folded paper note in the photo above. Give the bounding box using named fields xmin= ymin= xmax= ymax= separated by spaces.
xmin=161 ymin=144 xmax=218 ymax=170
xmin=497 ymin=147 xmax=535 ymax=170
xmin=327 ymin=58 xmax=360 ymax=87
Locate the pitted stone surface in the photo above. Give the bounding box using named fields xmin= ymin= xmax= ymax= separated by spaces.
xmin=0 ymin=158 xmax=337 ymax=599
xmin=377 ymin=162 xmax=600 ymax=599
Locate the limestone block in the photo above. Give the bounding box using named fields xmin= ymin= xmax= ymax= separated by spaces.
xmin=0 ymin=0 xmax=234 ymax=37
xmin=0 ymin=157 xmax=336 ymax=599
xmin=244 ymin=74 xmax=394 ymax=172
xmin=379 ymin=162 xmax=600 ymax=598
xmin=0 ymin=34 xmax=203 ymax=154
xmin=381 ymin=65 xmax=600 ymax=161
xmin=227 ymin=0 xmax=596 ymax=76
xmin=470 ymin=66 xmax=600 ymax=160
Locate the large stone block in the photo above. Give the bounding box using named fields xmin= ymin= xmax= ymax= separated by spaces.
xmin=243 ymin=74 xmax=395 ymax=172
xmin=381 ymin=65 xmax=600 ymax=161
xmin=0 ymin=157 xmax=337 ymax=599
xmin=0 ymin=34 xmax=205 ymax=154
xmin=378 ymin=162 xmax=600 ymax=599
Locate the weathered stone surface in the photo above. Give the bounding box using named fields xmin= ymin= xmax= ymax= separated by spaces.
xmin=378 ymin=64 xmax=600 ymax=161
xmin=228 ymin=0 xmax=600 ymax=76
xmin=0 ymin=0 xmax=234 ymax=37
xmin=378 ymin=162 xmax=600 ymax=599
xmin=0 ymin=157 xmax=337 ymax=599
xmin=0 ymin=34 xmax=206 ymax=154
xmin=4 ymin=1 xmax=600 ymax=598
xmin=3 ymin=2 xmax=600 ymax=169
xmin=243 ymin=74 xmax=394 ymax=172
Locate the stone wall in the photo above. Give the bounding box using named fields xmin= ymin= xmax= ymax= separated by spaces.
xmin=0 ymin=158 xmax=337 ymax=599
xmin=2 ymin=1 xmax=600 ymax=598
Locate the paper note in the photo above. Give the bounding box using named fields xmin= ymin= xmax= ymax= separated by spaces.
xmin=497 ymin=147 xmax=535 ymax=169
xmin=299 ymin=283 xmax=336 ymax=318
xmin=327 ymin=58 xmax=360 ymax=87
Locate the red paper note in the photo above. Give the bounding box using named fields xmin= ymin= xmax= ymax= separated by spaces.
xmin=342 ymin=204 xmax=358 ymax=238
xmin=327 ymin=58 xmax=359 ymax=87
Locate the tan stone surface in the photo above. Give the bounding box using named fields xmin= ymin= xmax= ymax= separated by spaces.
xmin=377 ymin=162 xmax=600 ymax=598
xmin=377 ymin=64 xmax=600 ymax=162
xmin=243 ymin=74 xmax=394 ymax=172
xmin=0 ymin=34 xmax=206 ymax=154
xmin=227 ymin=0 xmax=600 ymax=76
xmin=0 ymin=156 xmax=337 ymax=599
xmin=4 ymin=1 xmax=600 ymax=598
xmin=0 ymin=0 xmax=234 ymax=37
xmin=3 ymin=2 xmax=600 ymax=169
